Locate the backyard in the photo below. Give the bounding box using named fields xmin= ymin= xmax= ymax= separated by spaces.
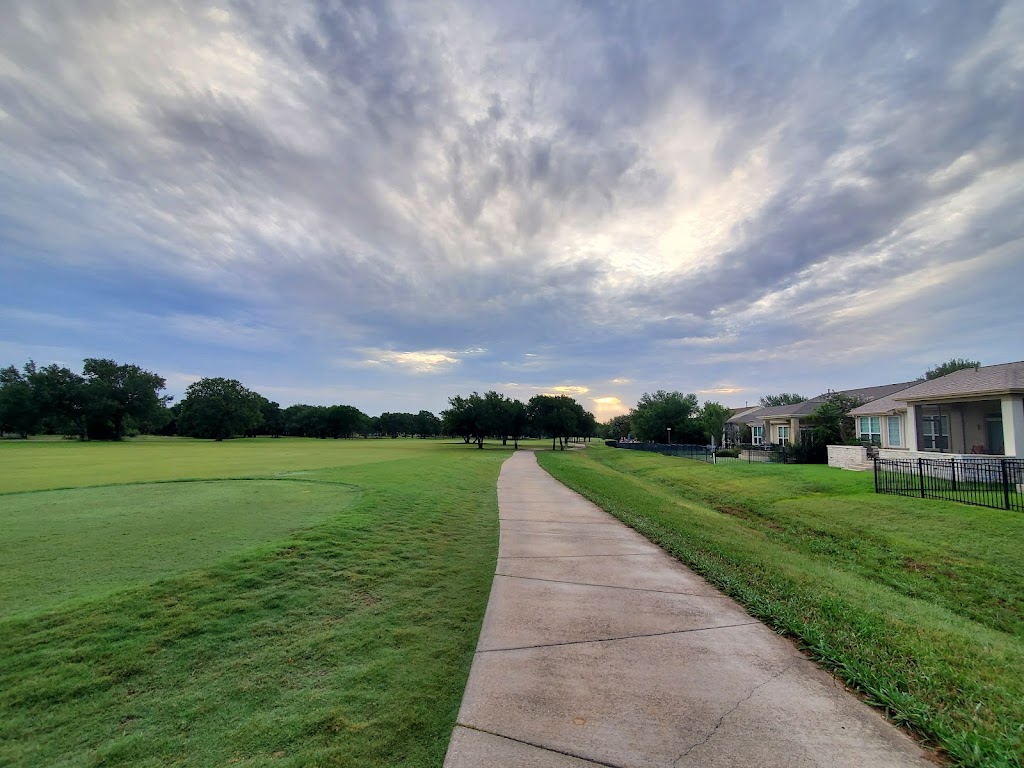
xmin=538 ymin=445 xmax=1024 ymax=768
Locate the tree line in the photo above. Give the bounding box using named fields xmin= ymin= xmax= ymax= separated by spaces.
xmin=0 ymin=359 xmax=600 ymax=446
xmin=597 ymin=390 xmax=732 ymax=446
xmin=0 ymin=360 xmax=445 ymax=441
xmin=441 ymin=391 xmax=597 ymax=450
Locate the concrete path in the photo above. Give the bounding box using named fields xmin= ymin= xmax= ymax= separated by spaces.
xmin=444 ymin=450 xmax=934 ymax=768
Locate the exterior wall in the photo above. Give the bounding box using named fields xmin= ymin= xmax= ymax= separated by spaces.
xmin=906 ymin=404 xmax=918 ymax=451
xmin=876 ymin=448 xmax=1000 ymax=463
xmin=827 ymin=445 xmax=867 ymax=470
xmin=1002 ymin=395 xmax=1024 ymax=457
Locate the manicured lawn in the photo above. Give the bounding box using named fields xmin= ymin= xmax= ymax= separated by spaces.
xmin=538 ymin=446 xmax=1024 ymax=768
xmin=0 ymin=438 xmax=505 ymax=767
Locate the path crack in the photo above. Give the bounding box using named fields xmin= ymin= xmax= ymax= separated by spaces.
xmin=454 ymin=725 xmax=624 ymax=768
xmin=478 ymin=621 xmax=760 ymax=653
xmin=672 ymin=660 xmax=799 ymax=766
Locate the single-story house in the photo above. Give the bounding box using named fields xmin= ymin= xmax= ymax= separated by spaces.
xmin=730 ymin=382 xmax=917 ymax=447
xmin=725 ymin=406 xmax=762 ymax=445
xmin=847 ymin=361 xmax=1024 ymax=458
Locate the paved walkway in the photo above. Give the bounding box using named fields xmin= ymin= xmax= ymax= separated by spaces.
xmin=444 ymin=450 xmax=934 ymax=768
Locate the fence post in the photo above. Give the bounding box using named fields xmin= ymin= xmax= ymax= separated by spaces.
xmin=1002 ymin=459 xmax=1011 ymax=510
xmin=950 ymin=458 xmax=957 ymax=493
xmin=873 ymin=457 xmax=878 ymax=492
xmin=918 ymin=458 xmax=925 ymax=499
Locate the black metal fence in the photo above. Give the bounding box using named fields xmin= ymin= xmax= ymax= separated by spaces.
xmin=874 ymin=457 xmax=1024 ymax=511
xmin=613 ymin=442 xmax=791 ymax=464
xmin=616 ymin=442 xmax=715 ymax=462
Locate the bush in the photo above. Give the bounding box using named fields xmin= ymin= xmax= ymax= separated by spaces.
xmin=715 ymin=448 xmax=741 ymax=458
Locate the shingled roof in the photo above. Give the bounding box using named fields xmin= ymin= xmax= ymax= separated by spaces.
xmin=893 ymin=361 xmax=1024 ymax=403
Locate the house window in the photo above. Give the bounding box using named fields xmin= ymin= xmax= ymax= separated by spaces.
xmin=921 ymin=414 xmax=949 ymax=451
xmin=858 ymin=416 xmax=881 ymax=444
xmin=751 ymin=426 xmax=763 ymax=445
xmin=887 ymin=416 xmax=901 ymax=447
xmin=777 ymin=425 xmax=790 ymax=444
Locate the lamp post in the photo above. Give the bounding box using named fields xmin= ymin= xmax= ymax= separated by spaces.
xmin=667 ymin=427 xmax=671 ymax=445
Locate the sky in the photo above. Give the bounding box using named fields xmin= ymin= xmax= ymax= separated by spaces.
xmin=2 ymin=1 xmax=1023 ymax=421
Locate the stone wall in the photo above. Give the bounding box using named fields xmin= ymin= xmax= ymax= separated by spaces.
xmin=827 ymin=445 xmax=867 ymax=470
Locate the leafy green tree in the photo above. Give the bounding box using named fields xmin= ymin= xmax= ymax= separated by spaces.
xmin=178 ymin=378 xmax=262 ymax=440
xmin=629 ymin=390 xmax=700 ymax=443
xmin=506 ymin=399 xmax=528 ymax=449
xmin=599 ymin=414 xmax=631 ymax=440
xmin=442 ymin=393 xmax=487 ymax=446
xmin=811 ymin=393 xmax=866 ymax=445
xmin=700 ymin=401 xmax=731 ymax=446
xmin=80 ymin=358 xmax=170 ymax=439
xmin=30 ymin=363 xmax=88 ymax=438
xmin=0 ymin=363 xmax=40 ymax=437
xmin=758 ymin=393 xmax=807 ymax=407
xmin=924 ymin=358 xmax=980 ymax=381
xmin=327 ymin=405 xmax=367 ymax=438
xmin=412 ymin=410 xmax=441 ymax=438
xmin=527 ymin=394 xmax=589 ymax=450
xmin=254 ymin=398 xmax=284 ymax=437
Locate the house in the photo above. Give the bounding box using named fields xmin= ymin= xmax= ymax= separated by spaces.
xmin=848 ymin=361 xmax=1024 ymax=458
xmin=725 ymin=406 xmax=762 ymax=445
xmin=731 ymin=382 xmax=917 ymax=447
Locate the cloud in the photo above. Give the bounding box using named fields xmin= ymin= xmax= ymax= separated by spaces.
xmin=356 ymin=348 xmax=474 ymax=374
xmin=0 ymin=1 xmax=1021 ymax=415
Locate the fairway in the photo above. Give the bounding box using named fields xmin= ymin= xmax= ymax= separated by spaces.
xmin=0 ymin=437 xmax=506 ymax=767
xmin=1 ymin=480 xmax=356 ymax=620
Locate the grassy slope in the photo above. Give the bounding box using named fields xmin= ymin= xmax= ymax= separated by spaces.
xmin=538 ymin=446 xmax=1024 ymax=768
xmin=0 ymin=438 xmax=505 ymax=768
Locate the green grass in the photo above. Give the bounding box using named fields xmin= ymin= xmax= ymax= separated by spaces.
xmin=537 ymin=446 xmax=1024 ymax=768
xmin=0 ymin=438 xmax=507 ymax=767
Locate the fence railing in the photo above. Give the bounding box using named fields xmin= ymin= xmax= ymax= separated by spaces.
xmin=874 ymin=457 xmax=1024 ymax=511
xmin=612 ymin=442 xmax=791 ymax=464
xmin=615 ymin=442 xmax=715 ymax=462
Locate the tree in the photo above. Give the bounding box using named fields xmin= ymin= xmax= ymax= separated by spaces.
xmin=527 ymin=394 xmax=589 ymax=450
xmin=30 ymin=363 xmax=88 ymax=438
xmin=758 ymin=393 xmax=807 ymax=407
xmin=629 ymin=390 xmax=700 ymax=443
xmin=700 ymin=402 xmax=731 ymax=447
xmin=923 ymin=358 xmax=980 ymax=381
xmin=0 ymin=363 xmax=40 ymax=438
xmin=177 ymin=378 xmax=262 ymax=440
xmin=80 ymin=358 xmax=170 ymax=440
xmin=442 ymin=393 xmax=487 ymax=447
xmin=506 ymin=399 xmax=528 ymax=449
xmin=810 ymin=393 xmax=866 ymax=445
xmin=412 ymin=410 xmax=441 ymax=438
xmin=599 ymin=414 xmax=631 ymax=440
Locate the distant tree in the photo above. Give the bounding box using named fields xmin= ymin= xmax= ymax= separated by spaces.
xmin=80 ymin=358 xmax=170 ymax=440
xmin=442 ymin=393 xmax=487 ymax=446
xmin=254 ymin=398 xmax=284 ymax=437
xmin=629 ymin=390 xmax=700 ymax=443
xmin=30 ymin=363 xmax=88 ymax=438
xmin=527 ymin=394 xmax=589 ymax=450
xmin=177 ymin=378 xmax=262 ymax=440
xmin=506 ymin=399 xmax=529 ymax=449
xmin=600 ymin=414 xmax=631 ymax=440
xmin=412 ymin=410 xmax=441 ymax=438
xmin=700 ymin=402 xmax=731 ymax=447
xmin=327 ymin=404 xmax=367 ymax=438
xmin=0 ymin=363 xmax=40 ymax=438
xmin=923 ymin=358 xmax=980 ymax=381
xmin=379 ymin=412 xmax=417 ymax=438
xmin=758 ymin=393 xmax=807 ymax=407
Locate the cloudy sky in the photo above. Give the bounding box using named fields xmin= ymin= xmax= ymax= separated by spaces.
xmin=2 ymin=1 xmax=1022 ymax=420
